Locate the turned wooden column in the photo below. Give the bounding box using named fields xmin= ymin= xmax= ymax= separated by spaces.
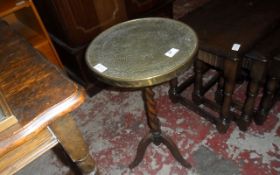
xmin=217 ymin=54 xmax=240 ymax=133
xmin=255 ymin=55 xmax=280 ymax=125
xmin=255 ymin=77 xmax=279 ymax=124
xmin=50 ymin=115 xmax=98 ymax=174
xmin=238 ymin=60 xmax=266 ymax=130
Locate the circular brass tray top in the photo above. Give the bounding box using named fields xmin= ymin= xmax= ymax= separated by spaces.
xmin=86 ymin=17 xmax=198 ymax=88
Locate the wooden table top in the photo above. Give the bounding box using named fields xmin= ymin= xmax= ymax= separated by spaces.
xmin=0 ymin=21 xmax=85 ymax=155
xmin=245 ymin=25 xmax=280 ymax=62
xmin=181 ymin=0 xmax=280 ymax=57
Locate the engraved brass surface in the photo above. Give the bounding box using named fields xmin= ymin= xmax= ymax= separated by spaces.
xmin=86 ymin=17 xmax=198 ymax=88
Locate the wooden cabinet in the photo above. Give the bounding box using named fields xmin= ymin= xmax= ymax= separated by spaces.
xmin=125 ymin=0 xmax=173 ymax=18
xmin=34 ymin=0 xmax=128 ymax=48
xmin=0 ymin=0 xmax=63 ymax=67
xmin=34 ymin=0 xmax=174 ymax=95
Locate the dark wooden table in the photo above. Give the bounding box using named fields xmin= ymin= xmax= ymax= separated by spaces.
xmin=174 ymin=0 xmax=280 ymax=132
xmin=245 ymin=26 xmax=280 ymax=125
xmin=0 ymin=21 xmax=97 ymax=175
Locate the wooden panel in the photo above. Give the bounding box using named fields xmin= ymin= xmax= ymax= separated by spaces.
xmin=0 ymin=128 xmax=58 ymax=175
xmin=125 ymin=0 xmax=173 ymax=18
xmin=125 ymin=0 xmax=160 ymax=17
xmin=0 ymin=0 xmax=29 ymax=17
xmin=35 ymin=41 xmax=61 ymax=65
xmin=1 ymin=14 xmax=61 ymax=65
xmin=34 ymin=0 xmax=127 ymax=47
xmin=0 ymin=0 xmax=63 ymax=67
xmin=2 ymin=13 xmax=46 ymax=48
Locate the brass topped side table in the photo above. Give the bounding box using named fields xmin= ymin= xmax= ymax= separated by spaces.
xmin=86 ymin=17 xmax=198 ymax=168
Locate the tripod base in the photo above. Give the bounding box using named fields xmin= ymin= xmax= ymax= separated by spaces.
xmin=129 ymin=132 xmax=191 ymax=169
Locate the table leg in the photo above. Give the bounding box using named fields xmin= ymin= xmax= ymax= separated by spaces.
xmin=217 ymin=57 xmax=239 ymax=133
xmin=168 ymin=78 xmax=180 ymax=103
xmin=129 ymin=87 xmax=191 ymax=169
xmin=238 ymin=61 xmax=265 ymax=130
xmin=50 ymin=114 xmax=98 ymax=174
xmin=192 ymin=59 xmax=204 ymax=105
xmin=255 ymin=77 xmax=279 ymax=125
xmin=215 ymin=74 xmax=224 ymax=105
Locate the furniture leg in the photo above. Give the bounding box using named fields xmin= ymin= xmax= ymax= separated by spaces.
xmin=192 ymin=59 xmax=204 ymax=104
xmin=168 ymin=78 xmax=180 ymax=103
xmin=217 ymin=57 xmax=239 ymax=133
xmin=50 ymin=114 xmax=98 ymax=174
xmin=129 ymin=87 xmax=191 ymax=169
xmin=255 ymin=77 xmax=279 ymax=125
xmin=215 ymin=74 xmax=224 ymax=105
xmin=238 ymin=61 xmax=266 ymax=130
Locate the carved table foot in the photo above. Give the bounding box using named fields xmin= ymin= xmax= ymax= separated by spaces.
xmin=129 ymin=132 xmax=191 ymax=169
xmin=129 ymin=133 xmax=154 ymax=169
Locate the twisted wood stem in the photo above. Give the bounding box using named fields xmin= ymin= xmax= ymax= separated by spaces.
xmin=143 ymin=87 xmax=161 ymax=133
xmin=130 ymin=87 xmax=191 ymax=169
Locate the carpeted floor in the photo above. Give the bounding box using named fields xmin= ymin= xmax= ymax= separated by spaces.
xmin=16 ymin=68 xmax=280 ymax=175
xmin=16 ymin=1 xmax=280 ymax=175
